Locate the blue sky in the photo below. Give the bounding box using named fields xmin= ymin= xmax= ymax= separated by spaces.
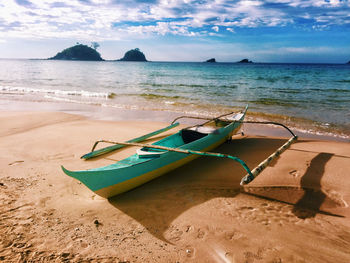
xmin=0 ymin=0 xmax=349 ymax=62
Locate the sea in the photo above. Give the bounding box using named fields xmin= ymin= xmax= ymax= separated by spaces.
xmin=0 ymin=59 xmax=349 ymax=140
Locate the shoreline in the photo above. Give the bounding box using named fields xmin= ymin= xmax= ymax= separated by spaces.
xmin=1 ymin=98 xmax=349 ymax=142
xmin=0 ymin=110 xmax=349 ymax=262
xmin=1 ymin=59 xmax=349 ymax=143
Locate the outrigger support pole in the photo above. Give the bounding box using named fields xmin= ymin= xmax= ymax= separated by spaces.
xmin=238 ymin=120 xmax=298 ymax=186
xmin=240 ymin=135 xmax=298 ymax=185
xmin=92 ymin=139 xmax=254 ymax=179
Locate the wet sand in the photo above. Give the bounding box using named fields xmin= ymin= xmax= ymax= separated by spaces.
xmin=0 ymin=111 xmax=349 ymax=262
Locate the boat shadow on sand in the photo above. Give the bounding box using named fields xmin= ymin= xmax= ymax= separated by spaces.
xmin=241 ymin=149 xmax=347 ymax=219
xmin=292 ymin=152 xmax=334 ymax=219
xmin=107 ymin=136 xmax=342 ymax=242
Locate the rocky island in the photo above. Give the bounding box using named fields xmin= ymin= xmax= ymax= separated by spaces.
xmin=49 ymin=44 xmax=103 ymax=61
xmin=118 ymin=48 xmax=147 ymax=61
xmin=205 ymin=58 xmax=216 ymax=63
xmin=238 ymin=58 xmax=253 ymax=63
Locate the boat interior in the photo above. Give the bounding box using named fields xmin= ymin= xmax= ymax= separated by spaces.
xmin=136 ymin=111 xmax=245 ymax=159
xmin=181 ymin=129 xmax=208 ymax=144
xmin=137 ymin=120 xmax=231 ymax=158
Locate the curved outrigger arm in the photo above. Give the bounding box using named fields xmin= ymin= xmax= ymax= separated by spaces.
xmin=170 ymin=105 xmax=249 ymax=125
xmin=239 ymin=121 xmax=297 ymax=137
xmin=171 ymin=111 xmax=235 ymax=125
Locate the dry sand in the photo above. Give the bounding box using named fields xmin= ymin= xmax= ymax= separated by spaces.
xmin=0 ymin=111 xmax=349 ymax=262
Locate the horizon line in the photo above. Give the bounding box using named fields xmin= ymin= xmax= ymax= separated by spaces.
xmin=0 ymin=57 xmax=349 ymax=65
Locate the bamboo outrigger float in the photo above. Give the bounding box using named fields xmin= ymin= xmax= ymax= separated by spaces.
xmin=61 ymin=106 xmax=298 ymax=198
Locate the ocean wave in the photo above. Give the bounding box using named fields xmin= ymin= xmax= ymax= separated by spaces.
xmin=250 ymin=98 xmax=298 ymax=107
xmin=141 ymin=83 xmax=208 ymax=88
xmin=309 ymin=88 xmax=350 ymax=93
xmin=335 ymin=79 xmax=350 ymax=83
xmin=255 ymin=76 xmax=292 ymax=82
xmin=246 ymin=111 xmax=350 ymax=141
xmin=0 ymin=86 xmax=114 ymax=99
xmin=2 ymin=91 xmax=349 ymax=141
xmin=273 ymin=88 xmax=301 ymax=94
xmin=251 ymin=86 xmax=270 ymax=90
xmin=139 ymin=93 xmax=185 ymax=100
xmin=141 ymin=83 xmax=239 ymax=91
xmin=220 ymin=85 xmax=238 ymax=89
xmin=43 ymin=95 xmax=101 ymax=105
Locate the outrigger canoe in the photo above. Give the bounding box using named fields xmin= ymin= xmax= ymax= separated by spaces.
xmin=62 ymin=106 xmax=251 ymax=198
xmin=62 ymin=105 xmax=298 ymax=198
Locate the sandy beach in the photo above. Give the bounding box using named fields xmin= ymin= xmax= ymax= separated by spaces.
xmin=1 ymin=111 xmax=350 ymax=262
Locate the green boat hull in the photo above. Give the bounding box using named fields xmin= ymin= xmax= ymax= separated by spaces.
xmin=62 ymin=109 xmax=247 ymax=198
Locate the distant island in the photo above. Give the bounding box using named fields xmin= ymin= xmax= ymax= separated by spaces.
xmin=49 ymin=44 xmax=103 ymax=61
xmin=347 ymin=61 xmax=350 ymax=64
xmin=205 ymin=58 xmax=216 ymax=63
xmin=238 ymin=59 xmax=253 ymax=63
xmin=118 ymin=48 xmax=147 ymax=62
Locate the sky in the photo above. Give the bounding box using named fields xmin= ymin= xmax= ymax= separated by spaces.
xmin=0 ymin=0 xmax=349 ymax=63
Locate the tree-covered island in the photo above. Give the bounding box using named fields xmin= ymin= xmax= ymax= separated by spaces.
xmin=118 ymin=48 xmax=147 ymax=61
xmin=49 ymin=44 xmax=104 ymax=61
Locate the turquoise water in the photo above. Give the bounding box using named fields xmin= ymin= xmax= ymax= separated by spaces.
xmin=0 ymin=59 xmax=349 ymax=138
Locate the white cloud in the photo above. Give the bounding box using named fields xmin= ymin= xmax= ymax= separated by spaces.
xmin=256 ymin=46 xmax=338 ymax=55
xmin=0 ymin=0 xmax=349 ymax=40
xmin=212 ymin=26 xmax=219 ymax=32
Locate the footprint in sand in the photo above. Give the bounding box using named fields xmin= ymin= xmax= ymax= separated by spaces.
xmin=185 ymin=225 xmax=193 ymax=233
xmin=323 ymin=189 xmax=348 ymax=208
xmin=289 ymin=169 xmax=299 ymax=177
xmin=225 ymin=230 xmax=238 ymax=240
xmin=79 ymin=240 xmax=89 ymax=248
xmin=38 ymin=197 xmax=51 ymax=207
xmin=196 ymin=228 xmax=206 ymax=239
xmin=8 ymin=160 xmax=24 ymax=166
xmin=185 ymin=246 xmax=195 ymax=258
xmin=244 ymin=248 xmax=265 ymax=261
xmin=45 ymin=153 xmax=74 ymax=161
xmin=168 ymin=228 xmax=183 ymax=242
